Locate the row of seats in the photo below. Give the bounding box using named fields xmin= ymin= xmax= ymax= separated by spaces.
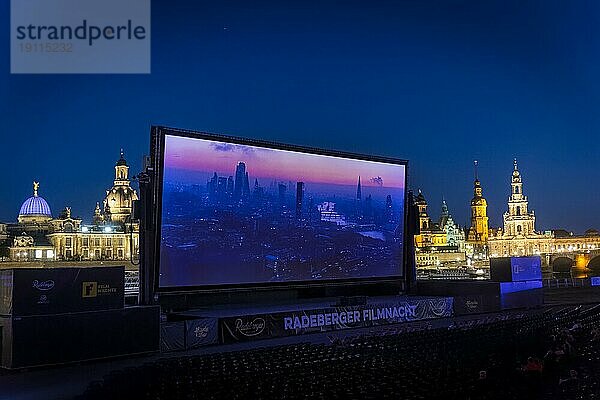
xmin=78 ymin=305 xmax=600 ymax=399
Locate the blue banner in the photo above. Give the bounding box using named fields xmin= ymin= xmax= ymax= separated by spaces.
xmin=220 ymin=297 xmax=453 ymax=343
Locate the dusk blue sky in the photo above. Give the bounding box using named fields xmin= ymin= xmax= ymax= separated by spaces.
xmin=1 ymin=1 xmax=599 ymax=232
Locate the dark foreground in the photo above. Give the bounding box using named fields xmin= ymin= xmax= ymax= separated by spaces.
xmin=75 ymin=305 xmax=600 ymax=400
xmin=2 ymin=287 xmax=600 ymax=400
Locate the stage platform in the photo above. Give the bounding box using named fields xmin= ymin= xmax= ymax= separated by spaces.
xmin=177 ymin=295 xmax=452 ymax=318
xmin=162 ymin=295 xmax=454 ymax=349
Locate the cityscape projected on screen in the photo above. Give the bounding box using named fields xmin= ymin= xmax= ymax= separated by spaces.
xmin=159 ymin=134 xmax=406 ymax=288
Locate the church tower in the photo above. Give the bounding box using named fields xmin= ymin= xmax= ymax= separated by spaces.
xmin=468 ymin=161 xmax=489 ymax=245
xmin=102 ymin=149 xmax=139 ymax=226
xmin=114 ymin=149 xmax=130 ymax=184
xmin=503 ymin=159 xmax=535 ymax=236
xmin=414 ymin=190 xmax=430 ymax=232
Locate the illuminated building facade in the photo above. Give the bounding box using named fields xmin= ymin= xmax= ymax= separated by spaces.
xmin=2 ymin=151 xmax=139 ymax=264
xmin=466 ymin=162 xmax=489 ymax=254
xmin=8 ymin=182 xmax=57 ymax=261
xmin=503 ymin=159 xmax=536 ymax=236
xmin=101 ymin=150 xmax=139 ymax=225
xmin=488 ymin=160 xmax=552 ymax=258
xmin=0 ymin=224 xmax=7 ymax=252
xmin=413 ymin=191 xmax=466 ymax=268
xmin=473 ymin=159 xmax=600 ymax=273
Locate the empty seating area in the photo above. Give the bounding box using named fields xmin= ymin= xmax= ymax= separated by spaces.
xmin=79 ymin=305 xmax=600 ymax=399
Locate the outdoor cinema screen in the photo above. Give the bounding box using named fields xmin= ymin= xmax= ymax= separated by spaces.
xmin=158 ymin=131 xmax=406 ymax=289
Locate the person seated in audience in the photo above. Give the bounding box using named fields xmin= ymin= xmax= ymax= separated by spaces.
xmin=542 ymin=348 xmax=559 ymax=383
xmin=559 ymin=369 xmax=580 ymax=398
xmin=469 ymin=370 xmax=493 ymax=400
xmin=569 ymin=322 xmax=582 ymax=332
xmin=522 ymin=356 xmax=543 ymax=373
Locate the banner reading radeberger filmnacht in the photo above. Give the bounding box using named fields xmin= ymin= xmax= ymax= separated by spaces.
xmin=10 ymin=0 xmax=150 ymax=74
xmin=220 ymin=297 xmax=454 ymax=343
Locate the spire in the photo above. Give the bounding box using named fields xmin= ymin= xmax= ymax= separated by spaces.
xmin=441 ymin=199 xmax=448 ymax=215
xmin=512 ymin=158 xmax=521 ymax=179
xmin=116 ymin=148 xmax=128 ymax=167
xmin=93 ymin=202 xmax=104 ymax=225
xmin=472 ymin=162 xmax=483 ymax=198
xmin=33 ymin=181 xmax=39 ymax=197
xmin=440 ymin=198 xmax=450 ymax=227
xmin=415 ymin=188 xmax=426 ymax=204
xmin=356 ymin=176 xmax=362 ymax=200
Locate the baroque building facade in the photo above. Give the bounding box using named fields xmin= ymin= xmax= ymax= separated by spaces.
xmin=487 ymin=160 xmax=600 ymax=272
xmin=466 ymin=163 xmax=489 ymax=259
xmin=3 ymin=151 xmax=139 ymax=263
xmin=413 ymin=190 xmax=466 ymax=268
xmin=488 ymin=160 xmax=553 ymax=258
xmin=410 ymin=158 xmax=600 ymax=273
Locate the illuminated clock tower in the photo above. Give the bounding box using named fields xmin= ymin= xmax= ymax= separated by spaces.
xmin=503 ymin=159 xmax=535 ymax=237
xmin=468 ymin=161 xmax=489 ymax=246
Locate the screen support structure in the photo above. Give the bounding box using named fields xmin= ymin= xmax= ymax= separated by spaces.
xmin=405 ymin=190 xmax=418 ymax=293
xmin=138 ymin=127 xmax=162 ymax=306
xmin=138 ymin=167 xmax=154 ymax=306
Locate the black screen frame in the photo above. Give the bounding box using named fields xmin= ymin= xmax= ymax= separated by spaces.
xmin=151 ymin=126 xmax=409 ymax=293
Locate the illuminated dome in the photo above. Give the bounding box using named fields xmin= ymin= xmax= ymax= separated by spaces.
xmin=18 ymin=182 xmax=52 ymax=220
xmin=20 ymin=196 xmax=51 ymax=216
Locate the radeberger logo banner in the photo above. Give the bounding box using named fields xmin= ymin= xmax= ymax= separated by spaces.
xmin=234 ymin=318 xmax=266 ymax=337
xmin=282 ymin=305 xmax=417 ymax=331
xmin=220 ymin=298 xmax=454 ymax=343
xmin=10 ymin=0 xmax=151 ymax=73
xmin=32 ymin=279 xmax=55 ymax=291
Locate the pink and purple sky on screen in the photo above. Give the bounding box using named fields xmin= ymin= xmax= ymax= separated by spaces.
xmin=164 ymin=135 xmax=405 ymax=188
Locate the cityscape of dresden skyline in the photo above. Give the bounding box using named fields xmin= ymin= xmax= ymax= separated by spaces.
xmin=5 ymin=2 xmax=600 ymax=398
xmin=1 ymin=1 xmax=599 ymax=232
